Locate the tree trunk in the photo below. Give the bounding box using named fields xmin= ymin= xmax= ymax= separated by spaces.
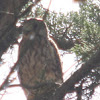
xmin=0 ymin=0 xmax=28 ymax=58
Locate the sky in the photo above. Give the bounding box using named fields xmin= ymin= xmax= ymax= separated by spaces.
xmin=41 ymin=0 xmax=79 ymax=13
xmin=0 ymin=0 xmax=100 ymax=100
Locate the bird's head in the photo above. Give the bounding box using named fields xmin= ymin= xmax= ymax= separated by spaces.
xmin=22 ymin=19 xmax=47 ymax=40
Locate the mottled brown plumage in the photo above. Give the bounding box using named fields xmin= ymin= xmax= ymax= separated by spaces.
xmin=18 ymin=19 xmax=63 ymax=100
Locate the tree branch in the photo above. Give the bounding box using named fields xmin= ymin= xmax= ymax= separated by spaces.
xmin=50 ymin=48 xmax=100 ymax=100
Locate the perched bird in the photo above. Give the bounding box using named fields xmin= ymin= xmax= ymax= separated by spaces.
xmin=17 ymin=19 xmax=63 ymax=100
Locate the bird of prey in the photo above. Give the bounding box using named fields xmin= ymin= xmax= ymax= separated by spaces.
xmin=17 ymin=18 xmax=63 ymax=100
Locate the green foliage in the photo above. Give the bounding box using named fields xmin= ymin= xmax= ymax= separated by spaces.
xmin=71 ymin=0 xmax=100 ymax=62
